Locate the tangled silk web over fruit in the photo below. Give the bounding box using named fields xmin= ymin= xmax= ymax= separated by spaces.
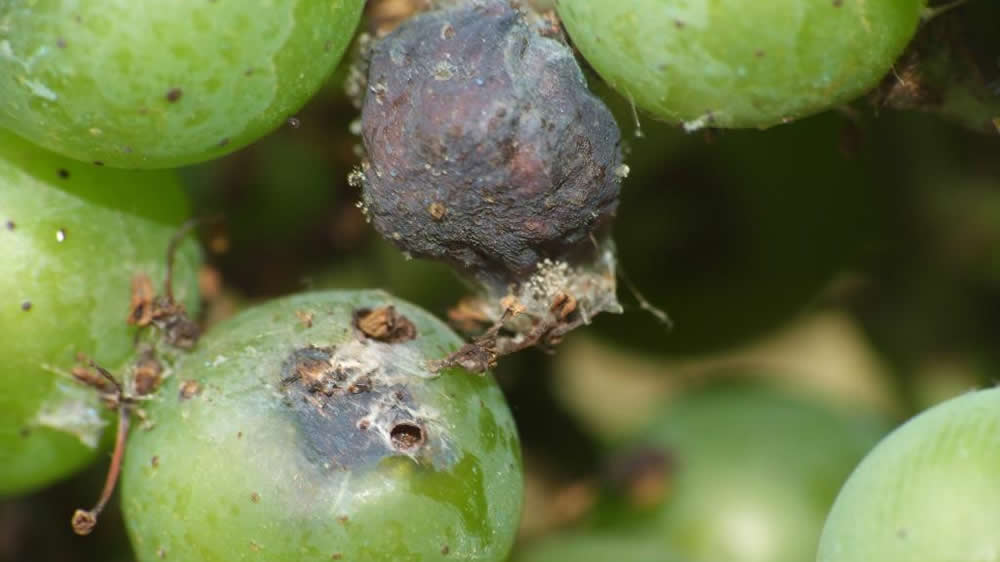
xmin=358 ymin=0 xmax=625 ymax=293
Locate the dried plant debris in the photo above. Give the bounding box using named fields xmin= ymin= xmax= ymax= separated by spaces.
xmin=357 ymin=0 xmax=626 ymax=371
xmin=128 ymin=217 xmax=204 ymax=350
xmin=355 ymin=305 xmax=418 ymax=343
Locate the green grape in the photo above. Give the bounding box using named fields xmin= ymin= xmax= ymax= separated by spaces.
xmin=512 ymin=533 xmax=677 ymax=562
xmin=597 ymin=381 xmax=890 ymax=562
xmin=817 ymin=388 xmax=1000 ymax=562
xmin=558 ymin=0 xmax=924 ymax=129
xmin=121 ymin=290 xmax=523 ymax=562
xmin=0 ymin=127 xmax=200 ymax=496
xmin=0 ymin=0 xmax=363 ymax=168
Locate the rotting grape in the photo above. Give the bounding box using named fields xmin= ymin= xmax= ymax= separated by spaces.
xmin=0 ymin=127 xmax=200 ymax=497
xmin=357 ymin=0 xmax=626 ymax=372
xmin=0 ymin=0 xmax=363 ymax=168
xmin=557 ymin=0 xmax=925 ymax=130
xmin=817 ymin=387 xmax=1000 ymax=562
xmin=121 ymin=290 xmax=523 ymax=562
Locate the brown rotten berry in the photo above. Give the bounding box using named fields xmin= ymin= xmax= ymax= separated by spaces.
xmin=357 ymin=0 xmax=626 ymax=370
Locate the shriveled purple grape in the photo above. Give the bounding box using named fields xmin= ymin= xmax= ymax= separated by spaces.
xmin=359 ymin=0 xmax=623 ymax=292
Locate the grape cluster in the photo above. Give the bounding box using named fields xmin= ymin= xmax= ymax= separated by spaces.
xmin=2 ymin=0 xmax=998 ymax=561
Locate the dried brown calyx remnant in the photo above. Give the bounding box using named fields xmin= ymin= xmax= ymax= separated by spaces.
xmin=128 ymin=273 xmax=200 ymax=349
xmin=355 ymin=306 xmax=417 ymax=343
xmin=127 ymin=217 xmax=211 ymax=349
xmin=358 ymin=0 xmax=626 ymax=372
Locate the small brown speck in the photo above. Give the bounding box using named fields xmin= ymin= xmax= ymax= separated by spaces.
xmin=19 ymin=427 xmax=30 ymax=438
xmin=249 ymin=541 xmax=260 ymax=552
xmin=157 ymin=547 xmax=167 ymax=559
xmin=57 ymin=168 xmax=69 ymax=179
xmin=674 ymin=19 xmax=685 ymax=28
xmin=295 ymin=310 xmax=314 ymax=328
xmin=237 ymin=431 xmax=243 ymax=439
xmin=179 ymin=380 xmax=202 ymax=400
xmin=151 ymin=455 xmax=159 ymax=468
xmin=57 ymin=38 xmax=67 ymax=48
xmin=133 ymin=355 xmax=164 ymax=396
xmin=93 ymin=161 xmax=104 ymax=166
xmin=287 ymin=117 xmax=301 ymax=128
xmin=218 ymin=137 xmax=230 ymax=148
xmin=441 ymin=545 xmax=450 ymax=555
xmin=833 ymin=0 xmax=843 ymax=5
xmin=358 ymin=419 xmax=370 ymax=430
xmin=56 ymin=228 xmax=66 ymax=242
xmin=331 ymin=554 xmax=342 ymax=561
xmin=755 ymin=49 xmax=765 ymax=58
xmin=441 ymin=24 xmax=456 ymax=40
xmin=428 ymin=202 xmax=446 ymax=220
xmin=166 ymin=88 xmax=183 ymax=103
xmin=324 ymin=40 xmax=333 ymax=52
xmin=336 ymin=515 xmax=349 ymax=526
xmin=250 ymin=492 xmax=260 ymax=503
xmin=4 ymin=220 xmax=14 ymax=230
xmin=20 ymin=301 xmax=31 ymax=311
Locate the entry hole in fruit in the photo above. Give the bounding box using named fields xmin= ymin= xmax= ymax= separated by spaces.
xmin=58 ymin=168 xmax=70 ymax=179
xmin=390 ymin=422 xmax=425 ymax=450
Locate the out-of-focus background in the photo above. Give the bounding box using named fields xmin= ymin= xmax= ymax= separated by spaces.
xmin=3 ymin=1 xmax=999 ymax=561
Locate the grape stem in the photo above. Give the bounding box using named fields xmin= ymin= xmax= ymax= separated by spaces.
xmin=71 ymin=362 xmax=132 ymax=536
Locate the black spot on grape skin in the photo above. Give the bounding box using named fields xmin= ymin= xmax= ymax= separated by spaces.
xmin=360 ymin=0 xmax=623 ymax=291
xmin=57 ymin=168 xmax=70 ymax=179
xmin=165 ymin=88 xmax=183 ymax=103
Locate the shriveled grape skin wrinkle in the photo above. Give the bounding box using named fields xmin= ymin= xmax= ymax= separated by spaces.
xmin=361 ymin=0 xmax=623 ymax=291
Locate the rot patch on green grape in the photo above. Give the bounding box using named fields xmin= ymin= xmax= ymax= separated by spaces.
xmin=357 ymin=0 xmax=626 ymax=372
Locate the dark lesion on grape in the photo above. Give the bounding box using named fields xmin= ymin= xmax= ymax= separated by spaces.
xmin=278 ymin=341 xmax=441 ymax=471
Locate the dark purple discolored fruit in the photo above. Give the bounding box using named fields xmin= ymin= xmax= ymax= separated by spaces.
xmin=359 ymin=0 xmax=624 ymax=292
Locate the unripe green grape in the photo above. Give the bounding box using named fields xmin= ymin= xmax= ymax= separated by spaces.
xmin=121 ymin=290 xmax=523 ymax=562
xmin=0 ymin=128 xmax=200 ymax=496
xmin=0 ymin=0 xmax=363 ymax=168
xmin=598 ymin=381 xmax=890 ymax=562
xmin=558 ymin=0 xmax=924 ymax=129
xmin=512 ymin=533 xmax=677 ymax=562
xmin=818 ymin=388 xmax=1000 ymax=562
